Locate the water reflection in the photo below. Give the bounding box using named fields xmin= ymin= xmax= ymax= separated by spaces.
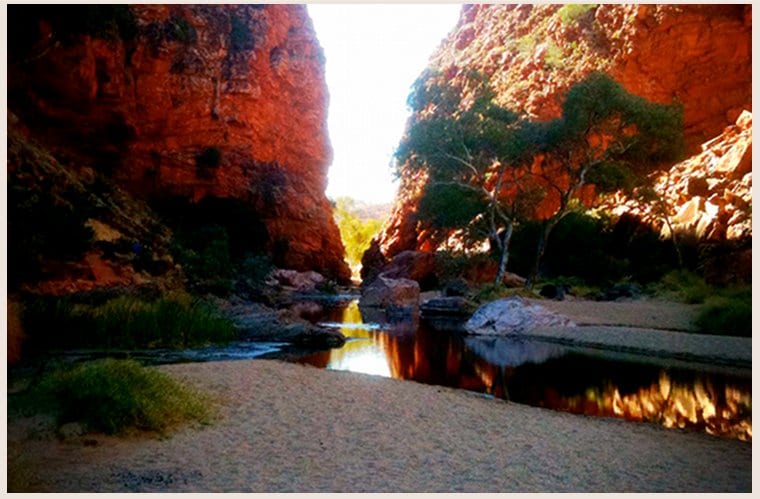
xmin=294 ymin=300 xmax=751 ymax=441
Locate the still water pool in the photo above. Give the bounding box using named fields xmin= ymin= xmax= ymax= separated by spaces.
xmin=288 ymin=300 xmax=751 ymax=441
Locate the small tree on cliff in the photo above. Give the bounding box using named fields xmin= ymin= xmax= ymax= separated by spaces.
xmin=396 ymin=71 xmax=542 ymax=284
xmin=523 ymin=72 xmax=684 ymax=287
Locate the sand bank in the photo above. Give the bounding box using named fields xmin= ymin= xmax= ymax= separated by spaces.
xmin=8 ymin=359 xmax=751 ymax=492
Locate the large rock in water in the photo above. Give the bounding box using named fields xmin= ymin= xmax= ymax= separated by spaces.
xmin=465 ymin=297 xmax=575 ymax=335
xmin=359 ymin=275 xmax=420 ymax=309
xmin=375 ymin=250 xmax=437 ymax=289
xmin=7 ymin=5 xmax=350 ymax=283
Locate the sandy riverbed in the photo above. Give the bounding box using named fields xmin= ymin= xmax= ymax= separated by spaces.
xmin=7 ymin=358 xmax=751 ymax=492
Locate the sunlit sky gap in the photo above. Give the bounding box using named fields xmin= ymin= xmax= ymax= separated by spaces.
xmin=308 ymin=4 xmax=462 ymax=204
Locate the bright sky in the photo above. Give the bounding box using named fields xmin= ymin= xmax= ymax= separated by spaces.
xmin=308 ymin=4 xmax=461 ymax=204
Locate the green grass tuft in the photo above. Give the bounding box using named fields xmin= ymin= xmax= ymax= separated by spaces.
xmin=23 ymin=292 xmax=235 ymax=351
xmin=651 ymin=269 xmax=713 ymax=304
xmin=695 ymin=291 xmax=752 ymax=337
xmin=33 ymin=359 xmax=211 ymax=435
xmin=473 ymin=283 xmax=537 ymax=304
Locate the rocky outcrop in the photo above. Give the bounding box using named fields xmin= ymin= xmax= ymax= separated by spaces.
xmin=8 ymin=5 xmax=350 ymax=282
xmin=605 ymin=111 xmax=752 ymax=242
xmin=374 ymin=4 xmax=751 ymax=262
xmin=7 ymin=115 xmax=178 ymax=294
xmin=225 ymin=300 xmax=345 ymax=348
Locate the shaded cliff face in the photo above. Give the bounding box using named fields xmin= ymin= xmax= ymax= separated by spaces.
xmin=8 ymin=5 xmax=350 ymax=282
xmin=376 ymin=4 xmax=751 ymax=259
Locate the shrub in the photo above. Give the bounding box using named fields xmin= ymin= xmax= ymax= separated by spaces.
xmin=473 ymin=283 xmax=537 ymax=304
xmin=230 ymin=13 xmax=254 ymax=52
xmin=34 ymin=359 xmax=211 ymax=434
xmin=165 ymin=16 xmax=197 ymax=44
xmin=171 ymin=224 xmax=234 ymax=294
xmin=695 ymin=293 xmax=751 ymax=337
xmin=557 ymin=4 xmax=597 ymax=25
xmin=22 ymin=292 xmax=235 ymax=351
xmin=653 ymin=269 xmax=713 ymax=304
xmin=92 ymin=293 xmax=235 ymax=348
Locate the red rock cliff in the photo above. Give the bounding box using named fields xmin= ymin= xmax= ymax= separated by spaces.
xmin=376 ymin=4 xmax=751 ymax=260
xmin=8 ymin=5 xmax=350 ymax=282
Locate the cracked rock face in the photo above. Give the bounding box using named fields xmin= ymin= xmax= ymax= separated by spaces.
xmin=8 ymin=5 xmax=350 ymax=282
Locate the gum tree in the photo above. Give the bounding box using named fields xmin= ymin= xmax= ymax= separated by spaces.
xmin=396 ymin=71 xmax=541 ymax=284
xmin=397 ymin=71 xmax=683 ymax=288
xmin=524 ymin=72 xmax=684 ymax=287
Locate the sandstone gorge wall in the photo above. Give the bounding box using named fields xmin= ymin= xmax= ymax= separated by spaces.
xmin=8 ymin=5 xmax=350 ymax=282
xmin=375 ymin=4 xmax=751 ymax=261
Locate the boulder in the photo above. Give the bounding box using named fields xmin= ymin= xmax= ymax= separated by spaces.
xmin=502 ymin=272 xmax=527 ymax=288
xmin=359 ymin=275 xmax=420 ymax=309
xmin=420 ymin=296 xmax=476 ymax=318
xmin=377 ymin=250 xmax=437 ymax=289
xmin=420 ymin=296 xmax=475 ymax=332
xmin=227 ymin=301 xmax=345 ymax=348
xmin=540 ymin=283 xmax=570 ymax=301
xmin=599 ymin=283 xmax=642 ymax=301
xmin=465 ymin=297 xmax=575 ymax=335
xmin=443 ymin=278 xmax=470 ymax=297
xmin=268 ymin=269 xmax=326 ymax=292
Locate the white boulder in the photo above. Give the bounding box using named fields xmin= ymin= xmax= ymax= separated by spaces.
xmin=465 ymin=297 xmax=575 ymax=335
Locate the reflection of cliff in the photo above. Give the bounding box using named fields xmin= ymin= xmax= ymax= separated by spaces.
xmin=295 ymin=301 xmax=751 ymax=440
xmin=476 ymin=355 xmax=752 ymax=442
xmin=541 ymin=372 xmax=751 ymax=442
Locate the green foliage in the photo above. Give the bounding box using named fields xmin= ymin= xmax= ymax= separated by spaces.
xmin=557 ymin=4 xmax=597 ymax=25
xmin=433 ymin=250 xmax=493 ymax=283
xmin=398 ymin=71 xmax=537 ymax=253
xmin=555 ymin=72 xmax=684 ymax=183
xmin=240 ymin=253 xmax=273 ymax=286
xmin=33 ymin=359 xmax=211 ymax=434
xmin=400 ymin=71 xmax=684 ymax=288
xmin=695 ymin=290 xmax=751 ymax=337
xmin=165 ymin=16 xmax=197 ymax=43
xmin=418 ymin=183 xmax=486 ymax=233
xmin=230 ymin=13 xmax=254 ymax=52
xmin=333 ymin=197 xmax=385 ymax=269
xmin=507 ymin=212 xmax=681 ymax=285
xmin=22 ymin=292 xmax=235 ymax=351
xmin=473 ymin=283 xmax=537 ymax=304
xmin=543 ymin=42 xmax=566 ymax=69
xmin=652 ymin=270 xmax=713 ymax=304
xmin=515 ymin=34 xmax=537 ymax=55
xmin=171 ymin=224 xmax=234 ymax=294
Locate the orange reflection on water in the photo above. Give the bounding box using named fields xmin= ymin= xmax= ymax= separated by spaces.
xmin=537 ymin=371 xmax=751 ymax=441
xmin=297 ymin=302 xmax=751 ymax=441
